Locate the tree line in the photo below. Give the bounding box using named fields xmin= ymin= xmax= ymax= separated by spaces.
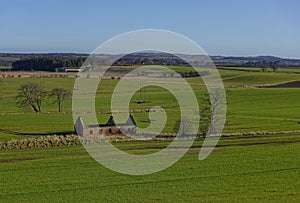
xmin=12 ymin=56 xmax=86 ymax=72
xmin=17 ymin=82 xmax=71 ymax=113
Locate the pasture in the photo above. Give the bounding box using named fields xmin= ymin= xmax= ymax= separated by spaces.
xmin=0 ymin=68 xmax=300 ymax=141
xmin=1 ymin=67 xmax=300 ymax=202
xmin=0 ymin=134 xmax=300 ymax=202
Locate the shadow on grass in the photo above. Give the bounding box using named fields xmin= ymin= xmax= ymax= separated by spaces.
xmin=0 ymin=128 xmax=74 ymax=136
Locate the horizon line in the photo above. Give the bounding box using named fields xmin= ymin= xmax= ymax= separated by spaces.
xmin=1 ymin=51 xmax=300 ymax=60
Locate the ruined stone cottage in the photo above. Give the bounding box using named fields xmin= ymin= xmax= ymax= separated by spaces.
xmin=75 ymin=114 xmax=136 ymax=137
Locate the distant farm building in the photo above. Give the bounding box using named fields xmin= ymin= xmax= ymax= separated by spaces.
xmin=84 ymin=64 xmax=94 ymax=71
xmin=75 ymin=114 xmax=136 ymax=137
xmin=64 ymin=64 xmax=93 ymax=73
xmin=65 ymin=68 xmax=82 ymax=72
xmin=55 ymin=67 xmax=66 ymax=72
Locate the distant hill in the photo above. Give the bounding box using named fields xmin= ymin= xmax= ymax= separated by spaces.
xmin=1 ymin=53 xmax=300 ymax=71
xmin=210 ymin=55 xmax=300 ymax=67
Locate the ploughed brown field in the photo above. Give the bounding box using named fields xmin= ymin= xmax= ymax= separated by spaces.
xmin=262 ymin=80 xmax=300 ymax=88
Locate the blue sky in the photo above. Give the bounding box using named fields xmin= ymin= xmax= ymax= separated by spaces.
xmin=1 ymin=0 xmax=300 ymax=58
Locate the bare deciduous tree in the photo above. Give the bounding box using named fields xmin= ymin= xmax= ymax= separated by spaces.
xmin=17 ymin=82 xmax=46 ymax=113
xmin=199 ymin=96 xmax=212 ymax=135
xmin=49 ymin=88 xmax=71 ymax=113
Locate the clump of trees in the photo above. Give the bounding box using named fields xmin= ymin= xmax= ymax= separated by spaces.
xmin=12 ymin=56 xmax=86 ymax=72
xmin=17 ymin=82 xmax=71 ymax=113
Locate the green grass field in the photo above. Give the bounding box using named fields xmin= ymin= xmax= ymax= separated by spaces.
xmin=0 ymin=69 xmax=299 ymax=141
xmin=1 ymin=67 xmax=300 ymax=202
xmin=219 ymin=69 xmax=300 ymax=86
xmin=0 ymin=134 xmax=299 ymax=202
